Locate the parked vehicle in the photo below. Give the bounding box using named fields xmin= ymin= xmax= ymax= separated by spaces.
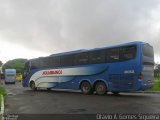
xmin=23 ymin=41 xmax=154 ymax=95
xmin=5 ymin=69 xmax=16 ymax=84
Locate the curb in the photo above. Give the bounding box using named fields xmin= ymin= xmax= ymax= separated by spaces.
xmin=0 ymin=95 xmax=4 ymax=120
xmin=134 ymin=91 xmax=160 ymax=94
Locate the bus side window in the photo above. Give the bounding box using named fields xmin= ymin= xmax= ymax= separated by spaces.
xmin=75 ymin=53 xmax=89 ymax=65
xmin=60 ymin=55 xmax=74 ymax=67
xmin=31 ymin=59 xmax=39 ymax=69
xmin=106 ymin=48 xmax=120 ymax=62
xmin=52 ymin=57 xmax=60 ymax=67
xmin=89 ymin=50 xmax=105 ymax=64
xmin=119 ymin=45 xmax=136 ymax=61
xmin=40 ymin=58 xmax=50 ymax=68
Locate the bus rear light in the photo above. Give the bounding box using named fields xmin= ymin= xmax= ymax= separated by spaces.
xmin=138 ymin=73 xmax=143 ymax=81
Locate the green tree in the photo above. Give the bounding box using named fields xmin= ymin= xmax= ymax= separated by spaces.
xmin=2 ymin=58 xmax=27 ymax=73
xmin=0 ymin=61 xmax=2 ymax=67
xmin=154 ymin=63 xmax=160 ymax=79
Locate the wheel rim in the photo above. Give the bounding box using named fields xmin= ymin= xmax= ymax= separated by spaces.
xmin=96 ymin=83 xmax=106 ymax=95
xmin=31 ymin=82 xmax=35 ymax=89
xmin=81 ymin=82 xmax=91 ymax=94
xmin=97 ymin=85 xmax=104 ymax=92
xmin=82 ymin=84 xmax=89 ymax=92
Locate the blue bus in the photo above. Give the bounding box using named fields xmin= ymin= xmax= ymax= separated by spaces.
xmin=22 ymin=41 xmax=154 ymax=95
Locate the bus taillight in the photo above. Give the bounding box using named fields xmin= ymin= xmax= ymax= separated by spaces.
xmin=138 ymin=73 xmax=143 ymax=81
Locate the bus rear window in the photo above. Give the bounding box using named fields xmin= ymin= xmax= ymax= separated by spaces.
xmin=142 ymin=44 xmax=154 ymax=57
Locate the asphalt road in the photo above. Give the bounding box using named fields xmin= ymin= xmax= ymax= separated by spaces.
xmin=2 ymin=82 xmax=160 ymax=119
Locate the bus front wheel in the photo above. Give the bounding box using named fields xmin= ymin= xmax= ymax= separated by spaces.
xmin=95 ymin=82 xmax=107 ymax=95
xmin=80 ymin=81 xmax=92 ymax=94
xmin=30 ymin=81 xmax=37 ymax=91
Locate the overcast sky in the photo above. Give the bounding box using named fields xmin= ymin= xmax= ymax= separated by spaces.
xmin=0 ymin=0 xmax=160 ymax=63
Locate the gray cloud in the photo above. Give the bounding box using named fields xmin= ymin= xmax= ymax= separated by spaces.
xmin=0 ymin=0 xmax=160 ymax=56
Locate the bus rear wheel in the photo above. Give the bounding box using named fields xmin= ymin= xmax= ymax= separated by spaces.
xmin=80 ymin=81 xmax=92 ymax=94
xmin=95 ymin=82 xmax=107 ymax=95
xmin=30 ymin=81 xmax=37 ymax=91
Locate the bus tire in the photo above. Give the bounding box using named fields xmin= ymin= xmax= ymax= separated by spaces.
xmin=95 ymin=82 xmax=107 ymax=95
xmin=80 ymin=81 xmax=92 ymax=94
xmin=30 ymin=81 xmax=37 ymax=91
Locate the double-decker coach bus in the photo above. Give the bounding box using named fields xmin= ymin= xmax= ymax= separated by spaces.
xmin=22 ymin=41 xmax=154 ymax=95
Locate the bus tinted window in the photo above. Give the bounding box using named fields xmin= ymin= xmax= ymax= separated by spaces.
xmin=51 ymin=57 xmax=60 ymax=67
xmin=31 ymin=59 xmax=39 ymax=69
xmin=60 ymin=55 xmax=74 ymax=66
xmin=39 ymin=57 xmax=60 ymax=68
xmin=30 ymin=45 xmax=137 ymax=68
xmin=75 ymin=53 xmax=89 ymax=65
xmin=142 ymin=44 xmax=154 ymax=57
xmin=119 ymin=45 xmax=136 ymax=61
xmin=106 ymin=45 xmax=136 ymax=63
xmin=89 ymin=50 xmax=105 ymax=64
xmin=39 ymin=57 xmax=52 ymax=68
xmin=106 ymin=48 xmax=119 ymax=62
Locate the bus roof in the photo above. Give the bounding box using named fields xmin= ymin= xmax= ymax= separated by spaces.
xmin=28 ymin=41 xmax=147 ymax=61
xmin=49 ymin=41 xmax=144 ymax=57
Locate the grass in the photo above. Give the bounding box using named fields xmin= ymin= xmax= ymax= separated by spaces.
xmin=148 ymin=77 xmax=160 ymax=91
xmin=154 ymin=76 xmax=160 ymax=81
xmin=148 ymin=81 xmax=160 ymax=91
xmin=0 ymin=85 xmax=5 ymax=96
xmin=0 ymin=84 xmax=5 ymax=103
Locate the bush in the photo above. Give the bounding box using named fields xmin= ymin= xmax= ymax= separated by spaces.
xmin=0 ymin=85 xmax=5 ymax=96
